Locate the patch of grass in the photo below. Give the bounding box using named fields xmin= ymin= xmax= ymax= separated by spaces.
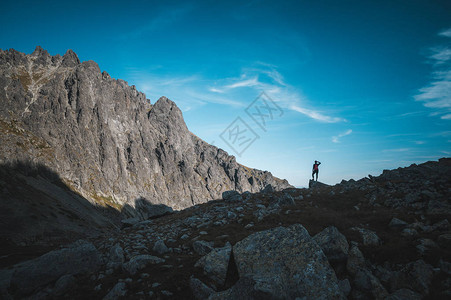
xmin=90 ymin=193 xmax=123 ymax=211
xmin=0 ymin=119 xmax=25 ymax=136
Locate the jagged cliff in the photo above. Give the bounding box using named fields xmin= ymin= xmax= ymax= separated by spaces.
xmin=0 ymin=46 xmax=291 ymax=211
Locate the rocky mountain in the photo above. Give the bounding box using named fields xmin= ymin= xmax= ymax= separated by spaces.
xmin=0 ymin=158 xmax=450 ymax=299
xmin=0 ymin=47 xmax=290 ymax=211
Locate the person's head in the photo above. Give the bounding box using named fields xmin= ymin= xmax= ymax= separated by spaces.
xmin=315 ymin=160 xmax=318 ymax=163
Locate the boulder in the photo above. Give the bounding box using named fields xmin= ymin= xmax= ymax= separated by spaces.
xmin=123 ymin=255 xmax=165 ymax=275
xmin=313 ymin=226 xmax=349 ymax=262
xmin=308 ymin=180 xmax=330 ymax=189
xmin=338 ymin=278 xmax=351 ymax=297
xmin=103 ymin=282 xmax=127 ymax=300
xmin=52 ymin=274 xmax=76 ymax=296
xmin=153 ymin=240 xmax=169 ymax=254
xmin=143 ymin=203 xmax=174 ymax=219
xmin=262 ymin=184 xmax=274 ymax=193
xmin=431 ymin=219 xmax=449 ymax=231
xmin=208 ymin=276 xmax=273 ymax=300
xmin=10 ymin=240 xmax=101 ymax=296
xmin=390 ymin=260 xmax=434 ymax=295
xmin=231 ymin=224 xmax=345 ymax=299
xmin=346 ymin=244 xmax=366 ymax=276
xmin=222 ymin=190 xmax=242 ymax=202
xmin=388 ymin=218 xmax=408 ymax=229
xmin=438 ymin=233 xmax=451 ymax=249
xmin=190 ymin=277 xmax=215 ymax=300
xmin=121 ymin=218 xmax=140 ymax=228
xmin=353 ymin=269 xmax=388 ymax=299
xmin=109 ymin=243 xmax=125 ymax=263
xmin=193 ymin=240 xmax=214 ymax=256
xmin=352 ymin=227 xmax=381 ymax=246
xmin=195 ymin=243 xmax=232 ymax=288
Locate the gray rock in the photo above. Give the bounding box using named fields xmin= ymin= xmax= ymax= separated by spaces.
xmin=193 ymin=240 xmax=214 ymax=256
xmin=262 ymin=184 xmax=273 ymax=193
xmin=123 ymin=255 xmax=165 ymax=275
xmin=401 ymin=228 xmax=418 ymax=237
xmin=103 ymin=282 xmax=127 ymax=300
xmin=232 ymin=224 xmax=345 ymax=299
xmin=438 ymin=233 xmax=451 ymax=249
xmin=109 ymin=243 xmax=125 ymax=263
xmin=347 ymin=244 xmax=366 ymax=276
xmin=389 ymin=218 xmax=408 ymax=228
xmin=190 ymin=277 xmax=215 ymax=300
xmin=222 ymin=190 xmax=242 ymax=202
xmin=390 ymin=260 xmax=434 ymax=295
xmin=353 ymin=269 xmax=388 ymax=299
xmin=52 ymin=274 xmax=76 ymax=296
xmin=432 ymin=219 xmax=449 ymax=231
xmin=352 ymin=227 xmax=381 ymax=246
xmin=208 ymin=276 xmax=274 ymax=300
xmin=227 ymin=211 xmax=237 ymax=220
xmin=416 ymin=238 xmax=438 ymax=255
xmin=195 ymin=243 xmax=232 ymax=287
xmin=153 ymin=240 xmax=169 ymax=254
xmin=161 ymin=290 xmax=173 ymax=296
xmin=277 ymin=192 xmax=295 ymax=206
xmin=121 ymin=218 xmax=140 ymax=228
xmin=313 ymin=226 xmax=349 ymax=262
xmin=10 ymin=240 xmax=101 ymax=296
xmin=338 ymin=278 xmax=351 ymax=296
xmin=137 ymin=203 xmax=173 ymax=219
xmin=308 ymin=180 xmax=330 ymax=189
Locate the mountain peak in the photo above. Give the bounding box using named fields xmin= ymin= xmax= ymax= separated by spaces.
xmin=61 ymin=49 xmax=80 ymax=67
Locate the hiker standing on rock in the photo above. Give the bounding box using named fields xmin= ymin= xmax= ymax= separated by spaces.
xmin=312 ymin=160 xmax=321 ymax=181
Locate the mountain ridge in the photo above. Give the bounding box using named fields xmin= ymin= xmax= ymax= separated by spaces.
xmin=0 ymin=46 xmax=292 ymax=213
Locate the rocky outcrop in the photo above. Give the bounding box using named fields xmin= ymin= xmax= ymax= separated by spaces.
xmin=219 ymin=224 xmax=345 ymax=299
xmin=1 ymin=157 xmax=450 ymax=298
xmin=0 ymin=47 xmax=291 ymax=215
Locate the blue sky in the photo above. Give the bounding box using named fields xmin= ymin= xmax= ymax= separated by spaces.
xmin=1 ymin=0 xmax=450 ymax=187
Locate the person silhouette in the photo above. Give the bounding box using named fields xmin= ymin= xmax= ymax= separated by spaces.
xmin=312 ymin=160 xmax=321 ymax=181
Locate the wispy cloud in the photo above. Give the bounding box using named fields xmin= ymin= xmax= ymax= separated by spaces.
xmin=224 ymin=77 xmax=259 ymax=89
xmin=414 ymin=27 xmax=451 ymax=120
xmin=332 ymin=129 xmax=352 ymax=143
xmin=209 ymin=64 xmax=344 ymax=123
xmin=128 ymin=61 xmax=343 ymax=123
xmin=382 ymin=148 xmax=411 ymax=153
xmin=439 ymin=28 xmax=451 ymax=38
xmin=291 ymin=105 xmax=344 ymax=123
xmin=130 ymin=73 xmax=245 ymax=111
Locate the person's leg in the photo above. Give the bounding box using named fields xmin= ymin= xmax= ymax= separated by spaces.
xmin=315 ymin=170 xmax=319 ymax=181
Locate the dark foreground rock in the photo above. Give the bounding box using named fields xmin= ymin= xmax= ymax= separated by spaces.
xmin=9 ymin=240 xmax=101 ymax=296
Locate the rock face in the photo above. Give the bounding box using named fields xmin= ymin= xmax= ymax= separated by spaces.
xmin=0 ymin=47 xmax=291 ymax=213
xmin=227 ymin=224 xmax=345 ymax=299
